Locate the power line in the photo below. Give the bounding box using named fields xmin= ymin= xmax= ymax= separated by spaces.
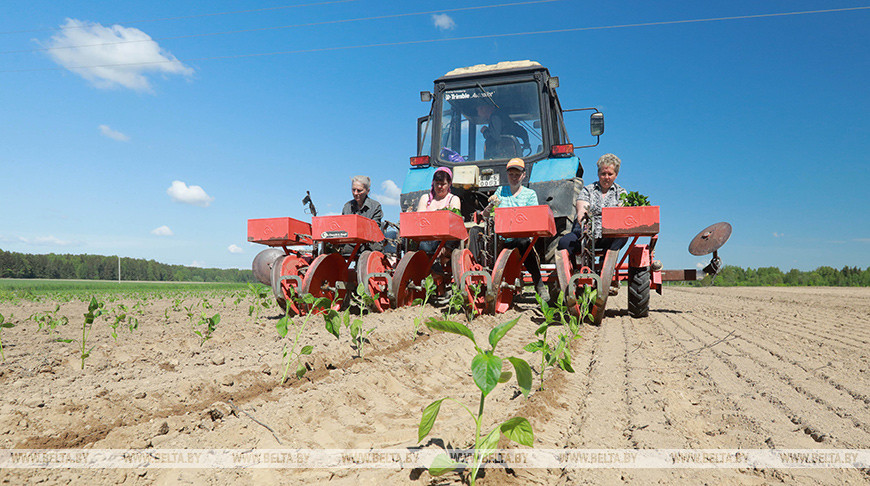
xmin=2 ymin=6 xmax=868 ymax=74
xmin=0 ymin=0 xmax=362 ymax=35
xmin=1 ymin=0 xmax=564 ymax=55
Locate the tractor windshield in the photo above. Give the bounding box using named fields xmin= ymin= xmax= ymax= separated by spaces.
xmin=437 ymin=81 xmax=543 ymax=164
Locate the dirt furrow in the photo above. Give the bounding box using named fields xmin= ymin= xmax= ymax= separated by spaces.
xmin=668 ymin=312 xmax=870 ymax=449
xmin=692 ymin=312 xmax=870 ymax=423
xmin=558 ymin=313 xmax=632 ymax=485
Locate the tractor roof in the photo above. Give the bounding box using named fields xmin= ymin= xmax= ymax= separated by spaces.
xmin=438 ymin=60 xmax=546 ymax=82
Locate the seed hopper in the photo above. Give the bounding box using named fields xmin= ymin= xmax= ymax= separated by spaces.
xmin=248 ymin=212 xmax=387 ymax=315
xmin=552 ymin=206 xmax=732 ymax=324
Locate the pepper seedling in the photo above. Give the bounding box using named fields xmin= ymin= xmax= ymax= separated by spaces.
xmin=419 ymin=317 xmax=534 ymax=485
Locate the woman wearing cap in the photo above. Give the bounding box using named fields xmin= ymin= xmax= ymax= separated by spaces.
xmin=488 ymin=158 xmax=548 ymax=300
xmin=416 ymin=167 xmax=461 ymax=261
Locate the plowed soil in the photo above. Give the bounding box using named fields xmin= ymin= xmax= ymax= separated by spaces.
xmin=1 ymin=286 xmax=869 ymax=485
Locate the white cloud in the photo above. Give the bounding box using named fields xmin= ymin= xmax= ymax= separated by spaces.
xmin=374 ymin=179 xmax=402 ymax=206
xmin=43 ymin=18 xmax=194 ymax=92
xmin=99 ymin=124 xmax=130 ymax=142
xmin=1 ymin=235 xmax=79 ymax=246
xmin=191 ymin=260 xmax=204 ymax=268
xmin=150 ymin=225 xmax=173 ymax=236
xmin=228 ymin=244 xmax=243 ymax=254
xmin=167 ymin=180 xmax=214 ymax=207
xmin=432 ymin=14 xmax=456 ymax=31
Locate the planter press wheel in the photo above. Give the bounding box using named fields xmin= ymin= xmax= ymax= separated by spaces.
xmin=591 ymin=249 xmax=619 ymax=326
xmin=554 ymin=249 xmax=580 ymax=316
xmin=451 ymin=248 xmax=488 ymax=316
xmin=300 ymin=253 xmax=348 ymax=314
xmin=270 ymin=254 xmax=309 ymax=315
xmin=489 ymin=248 xmax=522 ymax=314
xmin=357 ymin=250 xmax=392 ymax=313
xmin=390 ymin=250 xmax=430 ymax=308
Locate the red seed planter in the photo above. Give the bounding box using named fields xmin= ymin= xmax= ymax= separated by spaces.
xmin=601 ymin=206 xmax=660 ymax=237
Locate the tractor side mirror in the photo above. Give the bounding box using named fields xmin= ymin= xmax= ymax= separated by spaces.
xmin=420 ymin=91 xmax=433 ymax=102
xmin=590 ymin=112 xmax=604 ymax=137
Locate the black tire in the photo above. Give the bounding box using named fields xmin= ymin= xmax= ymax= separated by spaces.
xmin=628 ymin=266 xmax=650 ymax=318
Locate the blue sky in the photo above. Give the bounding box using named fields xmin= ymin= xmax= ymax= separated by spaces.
xmin=1 ymin=0 xmax=868 ymax=272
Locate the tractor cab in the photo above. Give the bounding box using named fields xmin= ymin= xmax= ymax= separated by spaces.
xmin=401 ymin=60 xmax=603 ymax=230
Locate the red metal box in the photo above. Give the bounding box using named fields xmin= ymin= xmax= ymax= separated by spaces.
xmin=311 ymin=214 xmax=384 ymax=244
xmin=247 ymin=217 xmax=313 ymax=246
xmin=494 ymin=205 xmax=556 ymax=238
xmin=399 ymin=211 xmax=468 ymax=241
xmin=601 ymin=206 xmax=660 ymax=237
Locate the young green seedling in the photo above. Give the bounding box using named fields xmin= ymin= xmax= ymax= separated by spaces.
xmin=444 ymin=283 xmax=466 ymax=321
xmin=183 ymin=302 xmax=197 ymax=327
xmin=80 ymin=297 xmax=104 ymax=370
xmin=276 ymin=295 xmax=330 ymax=384
xmin=525 ymin=292 xmax=575 ymax=390
xmin=468 ymin=283 xmax=484 ymax=320
xmin=107 ymin=305 xmax=126 ymax=341
xmin=247 ymin=283 xmax=272 ymax=321
xmin=524 ymin=288 xmax=595 ymax=390
xmin=30 ymin=305 xmax=68 ymax=333
xmin=411 ymin=275 xmax=437 ymax=340
xmin=194 ymin=312 xmax=220 ymax=346
xmin=419 ymin=317 xmax=534 ymax=485
xmin=0 ymin=313 xmax=15 ymax=363
xmin=347 ymin=284 xmax=376 ymax=357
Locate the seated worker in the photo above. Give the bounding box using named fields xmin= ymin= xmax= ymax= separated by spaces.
xmin=477 ymin=103 xmax=529 ymax=158
xmin=341 ymin=175 xmax=385 ymax=253
xmin=416 ymin=167 xmax=461 ymax=268
xmin=558 ymin=153 xmax=628 ymax=255
xmin=488 ymin=158 xmax=549 ymax=301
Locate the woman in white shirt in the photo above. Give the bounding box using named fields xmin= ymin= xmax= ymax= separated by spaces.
xmin=417 ymin=167 xmax=460 ymax=212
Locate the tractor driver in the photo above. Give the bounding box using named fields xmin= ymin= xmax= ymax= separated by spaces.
xmin=477 ymin=103 xmax=530 ymax=158
xmin=487 ymin=158 xmax=549 ymax=301
xmin=341 ymin=175 xmax=385 ymax=253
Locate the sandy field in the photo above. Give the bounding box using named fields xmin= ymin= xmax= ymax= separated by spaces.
xmin=0 ymin=286 xmax=868 ymax=485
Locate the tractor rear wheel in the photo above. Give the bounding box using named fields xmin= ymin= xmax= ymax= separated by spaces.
xmin=627 ymin=266 xmax=650 ymax=318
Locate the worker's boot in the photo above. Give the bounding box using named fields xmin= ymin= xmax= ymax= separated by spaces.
xmin=535 ymin=279 xmax=550 ymax=302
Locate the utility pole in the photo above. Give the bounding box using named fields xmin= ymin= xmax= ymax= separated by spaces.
xmin=118 ymin=255 xmax=121 ymax=283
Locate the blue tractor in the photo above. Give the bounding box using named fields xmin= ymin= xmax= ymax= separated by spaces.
xmin=400 ymin=60 xmax=604 ymax=267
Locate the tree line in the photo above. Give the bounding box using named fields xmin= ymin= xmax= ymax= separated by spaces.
xmin=708 ymin=265 xmax=870 ymax=287
xmin=0 ymin=249 xmax=255 ymax=283
xmin=1 ymin=248 xmax=867 ymax=286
